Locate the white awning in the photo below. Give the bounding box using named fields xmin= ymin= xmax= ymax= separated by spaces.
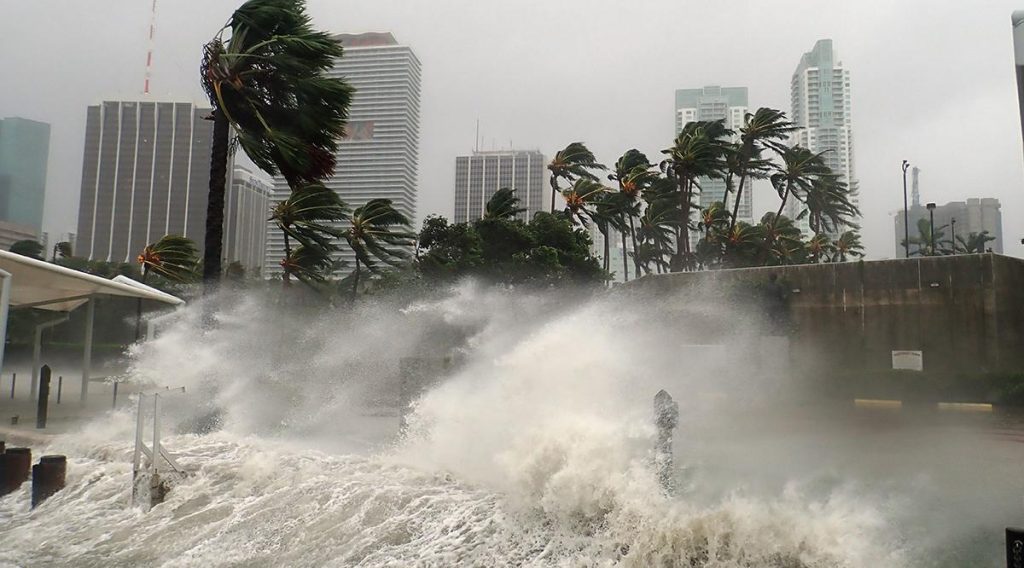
xmin=0 ymin=250 xmax=185 ymax=311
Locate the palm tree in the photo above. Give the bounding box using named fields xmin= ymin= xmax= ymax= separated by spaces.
xmin=560 ymin=178 xmax=608 ymax=227
xmin=547 ymin=142 xmax=605 ymax=213
xmin=344 ymin=199 xmax=416 ymax=299
xmin=955 ymin=231 xmax=996 ymax=254
xmin=634 ymin=195 xmax=680 ymax=275
xmin=661 ymin=120 xmax=732 ymax=270
xmin=51 ymin=241 xmax=72 ymax=262
xmin=200 ymin=0 xmax=353 ymax=289
xmin=135 ymin=235 xmax=199 ymax=339
xmin=805 ymin=233 xmax=835 ymax=264
xmin=720 ymin=221 xmax=765 ymax=268
xmin=799 ymin=174 xmax=860 ymax=236
xmin=769 ymin=146 xmax=830 ymax=228
xmin=832 ymin=230 xmax=865 ymax=262
xmin=137 ymin=235 xmax=200 ymax=283
xmin=609 ymin=149 xmax=657 ymax=280
xmin=484 ymin=187 xmax=526 ymax=220
xmin=587 ymin=191 xmax=624 ymax=276
xmin=269 ymin=182 xmax=349 ymax=285
xmin=757 ymin=212 xmax=805 ymax=266
xmin=728 ymin=108 xmax=795 ymax=232
xmin=280 ymin=243 xmax=336 ymax=284
xmin=903 ymin=218 xmax=949 ymax=256
xmin=695 ymin=201 xmax=731 ymax=268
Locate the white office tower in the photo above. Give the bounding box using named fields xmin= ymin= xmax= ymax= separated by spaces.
xmin=453 ymin=150 xmax=545 ymax=223
xmin=265 ymin=32 xmax=421 ymax=276
xmin=224 ymin=166 xmax=271 ymax=276
xmin=787 ymin=39 xmax=859 ymax=236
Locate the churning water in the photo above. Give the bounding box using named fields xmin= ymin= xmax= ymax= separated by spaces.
xmin=0 ymin=282 xmax=1019 ymax=567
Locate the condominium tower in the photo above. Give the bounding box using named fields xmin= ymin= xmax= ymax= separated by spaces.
xmin=674 ymin=86 xmax=752 ymax=221
xmin=0 ymin=116 xmax=50 ymax=234
xmin=787 ymin=39 xmax=859 ymax=234
xmin=454 ymin=150 xmax=545 ymax=223
xmin=76 ymin=100 xmax=213 ymax=262
xmin=265 ymin=32 xmax=421 ymax=276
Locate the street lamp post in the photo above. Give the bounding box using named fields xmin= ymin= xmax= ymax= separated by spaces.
xmin=902 ymin=160 xmax=911 ymax=258
xmin=927 ymin=202 xmax=937 ymax=256
xmin=950 ymin=217 xmax=957 ymax=254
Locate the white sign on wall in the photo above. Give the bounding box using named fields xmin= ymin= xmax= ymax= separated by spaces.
xmin=892 ymin=350 xmax=924 ymax=371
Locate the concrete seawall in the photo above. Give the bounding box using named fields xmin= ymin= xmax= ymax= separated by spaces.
xmin=627 ymin=254 xmax=1024 ymax=402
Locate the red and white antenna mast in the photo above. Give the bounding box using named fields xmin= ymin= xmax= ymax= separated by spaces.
xmin=143 ymin=0 xmax=157 ymax=94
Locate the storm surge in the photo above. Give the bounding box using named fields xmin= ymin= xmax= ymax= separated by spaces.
xmin=0 ymin=282 xmax=907 ymax=567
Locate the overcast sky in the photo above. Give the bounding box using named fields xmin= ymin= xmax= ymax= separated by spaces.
xmin=2 ymin=0 xmax=1023 ymax=258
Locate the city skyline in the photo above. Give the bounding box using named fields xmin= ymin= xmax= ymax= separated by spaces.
xmin=3 ymin=1 xmax=1024 ymax=261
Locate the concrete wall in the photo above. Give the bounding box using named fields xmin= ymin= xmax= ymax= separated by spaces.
xmin=628 ymin=254 xmax=1024 ymax=401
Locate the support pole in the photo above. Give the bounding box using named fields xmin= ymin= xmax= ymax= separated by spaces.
xmin=653 ymin=389 xmax=679 ymax=494
xmin=35 ymin=365 xmax=51 ymax=429
xmin=80 ymin=297 xmax=95 ymax=404
xmin=32 ymin=316 xmax=68 ymax=399
xmin=57 ymin=376 xmax=62 ymax=404
xmin=131 ymin=394 xmax=145 ymax=506
xmin=0 ymin=268 xmax=11 ymax=381
xmin=9 ymin=373 xmax=14 ymax=399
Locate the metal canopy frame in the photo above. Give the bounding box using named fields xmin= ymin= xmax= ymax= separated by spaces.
xmin=0 ymin=251 xmax=184 ymax=404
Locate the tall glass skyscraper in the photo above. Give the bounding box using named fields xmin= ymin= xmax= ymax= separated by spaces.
xmin=674 ymin=86 xmax=752 ymax=222
xmin=787 ymin=39 xmax=859 ymax=235
xmin=0 ymin=116 xmax=50 ymax=232
xmin=265 ymin=32 xmax=421 ymax=277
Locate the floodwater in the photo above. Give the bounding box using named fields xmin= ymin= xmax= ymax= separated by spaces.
xmin=0 ymin=284 xmax=1021 ymax=567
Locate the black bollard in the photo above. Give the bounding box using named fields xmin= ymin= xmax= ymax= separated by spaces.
xmin=31 ymin=455 xmax=67 ymax=508
xmin=0 ymin=447 xmax=31 ymax=496
xmin=36 ymin=365 xmax=51 ymax=429
xmin=57 ymin=376 xmax=62 ymax=404
xmin=112 ymin=381 xmax=118 ymax=409
xmin=653 ymin=389 xmax=679 ymax=493
xmin=9 ymin=372 xmax=14 ymax=399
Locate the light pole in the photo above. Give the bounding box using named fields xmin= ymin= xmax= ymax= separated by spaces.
xmin=950 ymin=217 xmax=957 ymax=254
xmin=926 ymin=202 xmax=936 ymax=255
xmin=902 ymin=160 xmax=911 ymax=258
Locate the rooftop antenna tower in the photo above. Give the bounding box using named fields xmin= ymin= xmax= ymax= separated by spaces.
xmin=143 ymin=0 xmax=158 ymax=94
xmin=911 ymin=166 xmax=921 ymax=207
xmin=475 ymin=119 xmax=479 ymax=153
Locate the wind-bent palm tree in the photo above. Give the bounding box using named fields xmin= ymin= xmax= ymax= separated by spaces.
xmin=51 ymin=241 xmax=72 ymax=262
xmin=832 ymin=230 xmax=865 ymax=262
xmin=269 ymin=182 xmax=348 ymax=285
xmin=634 ymin=195 xmax=680 ymax=275
xmin=280 ymin=244 xmax=335 ymax=284
xmin=135 ymin=235 xmax=199 ymax=338
xmin=695 ymin=201 xmax=731 ymax=269
xmin=770 ymin=146 xmax=830 ymax=228
xmin=484 ymin=187 xmax=525 ymax=220
xmin=137 ymin=235 xmax=200 ymax=283
xmin=661 ymin=120 xmax=732 ymax=270
xmin=588 ymin=191 xmax=624 ymax=275
xmin=609 ymin=149 xmax=656 ymax=280
xmin=344 ymin=199 xmax=416 ymax=299
xmin=547 ymin=142 xmax=605 ymax=213
xmin=800 ymin=174 xmax=860 ymax=236
xmin=201 ymin=0 xmax=353 ymax=289
xmin=560 ymin=178 xmax=608 ymax=227
xmin=728 ymin=108 xmax=795 ymax=232
xmin=805 ymin=233 xmax=835 ymax=264
xmin=757 ymin=212 xmax=804 ymax=266
xmin=9 ymin=240 xmax=44 ymax=260
xmin=903 ymin=218 xmax=949 ymax=256
xmin=956 ymin=231 xmax=996 ymax=254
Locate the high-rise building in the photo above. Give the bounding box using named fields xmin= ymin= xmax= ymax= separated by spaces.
xmin=0 ymin=117 xmax=50 ymax=233
xmin=75 ymin=100 xmax=213 ymax=262
xmin=1013 ymin=12 xmax=1024 ymax=160
xmin=674 ymin=86 xmax=752 ymax=221
xmin=787 ymin=39 xmax=858 ymax=235
xmin=225 ymin=166 xmax=272 ymax=276
xmin=454 ymin=150 xmax=545 ymax=223
xmin=265 ymin=32 xmax=421 ymax=277
xmin=894 ymin=198 xmax=1003 ymax=255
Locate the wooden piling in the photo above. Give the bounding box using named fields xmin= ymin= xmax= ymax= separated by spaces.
xmin=0 ymin=447 xmax=31 ymax=496
xmin=36 ymin=365 xmax=51 ymax=429
xmin=31 ymin=455 xmax=67 ymax=508
xmin=57 ymin=376 xmax=62 ymax=404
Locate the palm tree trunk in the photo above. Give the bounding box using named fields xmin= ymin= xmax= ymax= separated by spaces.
xmin=621 ymin=227 xmax=629 ymax=282
xmin=729 ymin=172 xmax=748 ymax=231
xmin=281 ymin=230 xmax=293 ymax=287
xmin=602 ymin=225 xmax=610 ymax=274
xmin=774 ymin=185 xmax=790 ymax=227
xmin=351 ymin=257 xmax=361 ymax=300
xmin=549 ymin=176 xmax=558 ymax=213
xmin=202 ymin=108 xmax=230 ymax=293
xmin=628 ymin=214 xmax=641 ymax=279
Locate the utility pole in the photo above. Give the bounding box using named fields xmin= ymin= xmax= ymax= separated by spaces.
xmin=902 ymin=160 xmax=911 ymax=258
